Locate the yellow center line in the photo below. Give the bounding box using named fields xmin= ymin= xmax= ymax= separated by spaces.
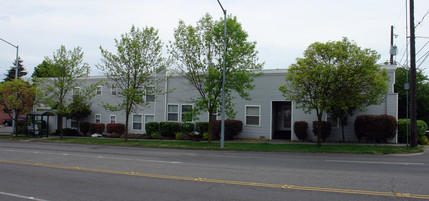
xmin=1 ymin=159 xmax=428 ymax=199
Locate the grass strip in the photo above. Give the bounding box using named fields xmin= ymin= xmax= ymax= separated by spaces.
xmin=0 ymin=136 xmax=424 ymax=154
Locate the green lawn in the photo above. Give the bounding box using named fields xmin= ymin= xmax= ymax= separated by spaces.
xmin=0 ymin=136 xmax=424 ymax=154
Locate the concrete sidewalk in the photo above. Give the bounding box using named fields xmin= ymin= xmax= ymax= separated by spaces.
xmin=0 ymin=126 xmax=12 ymax=134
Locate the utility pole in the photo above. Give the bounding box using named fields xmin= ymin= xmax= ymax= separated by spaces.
xmin=409 ymin=0 xmax=417 ymax=147
xmin=390 ymin=26 xmax=397 ymax=65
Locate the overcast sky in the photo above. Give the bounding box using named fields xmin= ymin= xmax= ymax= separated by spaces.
xmin=1 ymin=0 xmax=429 ymax=80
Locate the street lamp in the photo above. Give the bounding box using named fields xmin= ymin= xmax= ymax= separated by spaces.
xmin=217 ymin=0 xmax=226 ymax=148
xmin=0 ymin=37 xmax=19 ymax=134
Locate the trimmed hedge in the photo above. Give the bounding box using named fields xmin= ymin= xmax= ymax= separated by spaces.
xmin=196 ymin=122 xmax=209 ymax=133
xmin=145 ymin=122 xmax=159 ymax=135
xmin=106 ymin=123 xmax=125 ymax=134
xmin=312 ymin=121 xmax=331 ymax=142
xmin=354 ymin=115 xmax=398 ymax=142
xmin=211 ymin=120 xmax=243 ymax=140
xmin=79 ymin=122 xmax=91 ymax=135
xmin=57 ymin=128 xmax=79 ymax=136
xmin=89 ymin=123 xmax=105 ymax=134
xmin=398 ymin=119 xmax=428 ymax=144
xmin=160 ymin=122 xmax=181 ymax=138
xmin=181 ymin=123 xmax=195 ymax=133
xmin=294 ymin=121 xmax=308 ymax=141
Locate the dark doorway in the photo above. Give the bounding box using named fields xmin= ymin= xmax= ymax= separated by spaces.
xmin=272 ymin=101 xmax=292 ymax=139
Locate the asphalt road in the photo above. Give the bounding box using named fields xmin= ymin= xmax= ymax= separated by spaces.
xmin=0 ymin=141 xmax=428 ymax=201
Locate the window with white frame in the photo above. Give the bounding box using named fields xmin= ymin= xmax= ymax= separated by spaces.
xmin=167 ymin=104 xmax=179 ymax=121
xmin=111 ymin=87 xmax=117 ymax=96
xmin=133 ymin=115 xmax=142 ymax=130
xmin=71 ymin=117 xmax=78 ymax=128
xmin=145 ymin=114 xmax=154 ymax=123
xmin=181 ymin=104 xmax=193 ymax=122
xmin=96 ymin=86 xmax=102 ymax=96
xmin=110 ymin=115 xmax=116 ymax=123
xmin=72 ymin=87 xmax=80 ymax=96
xmin=95 ymin=114 xmax=101 ymax=124
xmin=245 ymin=106 xmax=260 ymax=126
xmin=326 ymin=112 xmax=339 ymax=128
xmin=146 ymin=87 xmax=155 ymax=103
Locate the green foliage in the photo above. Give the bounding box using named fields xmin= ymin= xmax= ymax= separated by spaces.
xmin=4 ymin=57 xmax=27 ymax=81
xmin=181 ymin=123 xmax=195 ymax=133
xmin=35 ymin=45 xmax=90 ymax=137
xmin=151 ymin=132 xmax=159 ymax=139
xmin=64 ymin=95 xmax=91 ymax=120
xmin=32 ymin=59 xmax=56 ymax=78
xmin=202 ymin=132 xmax=209 ymax=140
xmin=145 ymin=122 xmax=159 ymax=135
xmin=97 ymin=25 xmax=168 ymax=140
xmin=160 ymin=122 xmax=181 ymax=138
xmin=196 ymin=122 xmax=209 ymax=133
xmin=293 ymin=121 xmax=308 ymax=141
xmin=211 ymin=120 xmax=243 ymax=140
xmin=169 ymin=13 xmax=263 ymax=143
xmin=279 ymin=38 xmax=387 ymax=145
xmin=79 ymin=122 xmax=91 ymax=135
xmin=175 ymin=132 xmax=185 ymax=140
xmin=106 ymin=123 xmax=125 ymax=134
xmin=398 ymin=119 xmax=428 ymax=143
xmin=0 ymin=79 xmax=36 ymax=135
xmin=395 ymin=67 xmax=429 ymax=124
xmin=354 ymin=115 xmax=398 ymax=142
xmin=419 ymin=136 xmax=429 ymax=145
xmin=312 ymin=121 xmax=331 ymax=142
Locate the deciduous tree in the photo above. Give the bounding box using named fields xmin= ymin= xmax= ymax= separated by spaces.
xmin=0 ymin=79 xmax=36 ymax=136
xmin=279 ymin=38 xmax=388 ymax=146
xmin=169 ymin=13 xmax=263 ymax=144
xmin=97 ymin=25 xmax=168 ymax=141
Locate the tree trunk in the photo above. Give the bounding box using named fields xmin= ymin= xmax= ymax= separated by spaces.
xmin=317 ymin=114 xmax=322 ymax=147
xmin=341 ymin=123 xmax=345 ymax=143
xmin=125 ymin=112 xmax=129 ymax=142
xmin=207 ymin=110 xmax=213 ymax=145
xmin=58 ymin=114 xmax=63 ymax=138
xmin=13 ymin=113 xmax=18 ymax=137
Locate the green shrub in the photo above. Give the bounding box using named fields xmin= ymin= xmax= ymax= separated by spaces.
xmin=211 ymin=120 xmax=243 ymax=140
xmin=60 ymin=128 xmax=79 ymax=136
xmin=293 ymin=121 xmax=308 ymax=141
xmin=151 ymin=132 xmax=159 ymax=139
xmin=145 ymin=122 xmax=159 ymax=135
xmin=181 ymin=123 xmax=195 ymax=133
xmin=312 ymin=121 xmax=331 ymax=142
xmin=106 ymin=123 xmax=125 ymax=134
xmin=419 ymin=136 xmax=429 ymax=145
xmin=196 ymin=122 xmax=209 ymax=133
xmin=160 ymin=122 xmax=181 ymax=137
xmin=202 ymin=132 xmax=208 ymax=140
xmin=79 ymin=122 xmax=91 ymax=135
xmin=175 ymin=132 xmax=185 ymax=140
xmin=123 ymin=133 xmax=144 ymax=139
xmin=397 ymin=119 xmax=427 ymax=143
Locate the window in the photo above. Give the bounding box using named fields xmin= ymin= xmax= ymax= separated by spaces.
xmin=96 ymin=86 xmax=102 ymax=96
xmin=71 ymin=117 xmax=78 ymax=128
xmin=167 ymin=104 xmax=179 ymax=121
xmin=110 ymin=115 xmax=116 ymax=123
xmin=146 ymin=87 xmax=155 ymax=103
xmin=111 ymin=87 xmax=117 ymax=96
xmin=133 ymin=115 xmax=142 ymax=130
xmin=72 ymin=87 xmax=80 ymax=96
xmin=181 ymin=105 xmax=193 ymax=122
xmin=95 ymin=114 xmax=101 ymax=124
xmin=145 ymin=114 xmax=154 ymax=123
xmin=245 ymin=106 xmax=260 ymax=126
xmin=326 ymin=113 xmax=339 ymax=128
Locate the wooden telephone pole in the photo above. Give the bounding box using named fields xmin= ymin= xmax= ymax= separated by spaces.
xmin=409 ymin=0 xmax=417 ymax=147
